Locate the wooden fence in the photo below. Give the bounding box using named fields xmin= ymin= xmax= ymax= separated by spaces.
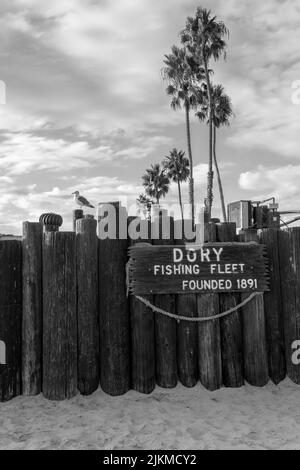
xmin=0 ymin=204 xmax=299 ymax=401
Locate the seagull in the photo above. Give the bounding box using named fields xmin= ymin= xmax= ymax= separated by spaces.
xmin=72 ymin=191 xmax=95 ymax=209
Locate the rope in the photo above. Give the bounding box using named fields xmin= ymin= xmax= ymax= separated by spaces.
xmin=134 ymin=292 xmax=261 ymax=322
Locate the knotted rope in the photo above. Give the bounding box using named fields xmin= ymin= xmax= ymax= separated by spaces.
xmin=134 ymin=292 xmax=261 ymax=323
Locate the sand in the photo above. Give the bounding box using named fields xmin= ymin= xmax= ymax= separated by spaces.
xmin=1 ymin=378 xmax=300 ymax=450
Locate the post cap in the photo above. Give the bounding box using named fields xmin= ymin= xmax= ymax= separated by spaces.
xmin=39 ymin=213 xmax=63 ymax=232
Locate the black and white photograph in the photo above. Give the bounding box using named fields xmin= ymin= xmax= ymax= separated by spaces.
xmin=1 ymin=0 xmax=300 ymax=454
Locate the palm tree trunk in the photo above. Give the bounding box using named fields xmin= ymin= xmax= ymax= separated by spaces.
xmin=213 ymin=126 xmax=227 ymax=222
xmin=177 ymin=180 xmax=184 ymax=221
xmin=203 ymin=53 xmax=214 ymax=220
xmin=185 ymin=104 xmax=195 ymax=223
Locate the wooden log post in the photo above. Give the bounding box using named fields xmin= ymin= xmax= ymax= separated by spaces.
xmin=98 ymin=202 xmax=130 ymax=395
xmin=76 ymin=218 xmax=99 ymax=395
xmin=0 ymin=240 xmax=22 ymax=402
xmin=128 ymin=217 xmax=155 ymax=394
xmin=73 ymin=209 xmax=83 ymax=231
xmin=239 ymin=229 xmax=268 ymax=386
xmin=278 ymin=228 xmax=300 ymax=384
xmin=22 ymin=222 xmax=43 ymax=395
xmin=198 ymin=222 xmax=222 ymax=390
xmin=42 ymin=229 xmax=77 ymax=400
xmin=217 ymin=222 xmax=244 ymax=388
xmin=152 ymin=214 xmax=177 ymax=388
xmin=259 ymin=228 xmax=286 ymax=384
xmin=175 ymin=219 xmax=198 ymax=387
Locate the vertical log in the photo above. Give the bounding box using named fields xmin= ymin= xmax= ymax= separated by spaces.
xmin=98 ymin=202 xmax=130 ymax=395
xmin=153 ymin=214 xmax=177 ymax=388
xmin=43 ymin=232 xmax=77 ymax=400
xmin=175 ymin=219 xmax=197 ymax=387
xmin=239 ymin=229 xmax=268 ymax=386
xmin=259 ymin=228 xmax=286 ymax=384
xmin=73 ymin=209 xmax=83 ymax=231
xmin=0 ymin=240 xmax=22 ymax=401
xmin=198 ymin=222 xmax=222 ymax=390
xmin=22 ymin=222 xmax=43 ymax=395
xmin=129 ymin=217 xmax=155 ymax=394
xmin=217 ymin=222 xmax=244 ymax=387
xmin=278 ymin=228 xmax=300 ymax=384
xmin=76 ymin=218 xmax=99 ymax=395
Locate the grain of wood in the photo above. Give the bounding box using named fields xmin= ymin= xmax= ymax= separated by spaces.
xmin=129 ymin=217 xmax=155 ymax=394
xmin=153 ymin=215 xmax=177 ymax=388
xmin=278 ymin=228 xmax=300 ymax=384
xmin=218 ymin=223 xmax=244 ymax=388
xmin=239 ymin=229 xmax=268 ymax=386
xmin=198 ymin=222 xmax=222 ymax=390
xmin=22 ymin=222 xmax=43 ymax=395
xmin=76 ymin=218 xmax=99 ymax=395
xmin=98 ymin=202 xmax=130 ymax=396
xmin=42 ymin=232 xmax=77 ymax=400
xmin=0 ymin=240 xmax=22 ymax=402
xmin=175 ymin=220 xmax=197 ymax=387
xmin=259 ymin=228 xmax=286 ymax=385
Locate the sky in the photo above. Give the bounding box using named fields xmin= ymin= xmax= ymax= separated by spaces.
xmin=0 ymin=0 xmax=300 ymax=233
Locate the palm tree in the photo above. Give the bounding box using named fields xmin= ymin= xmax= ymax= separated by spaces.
xmin=142 ymin=164 xmax=170 ymax=205
xmin=196 ymin=84 xmax=233 ymax=222
xmin=136 ymin=194 xmax=154 ymax=220
xmin=163 ymin=149 xmax=190 ymax=221
xmin=162 ymin=45 xmax=199 ymax=222
xmin=181 ymin=7 xmax=229 ymax=219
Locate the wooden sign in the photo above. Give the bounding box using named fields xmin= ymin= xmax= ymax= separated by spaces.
xmin=128 ymin=243 xmax=269 ymax=294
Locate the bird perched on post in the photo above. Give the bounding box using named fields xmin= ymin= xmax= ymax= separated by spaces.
xmin=72 ymin=191 xmax=95 ymax=209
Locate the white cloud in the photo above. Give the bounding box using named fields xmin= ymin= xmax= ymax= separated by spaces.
xmin=0 ymin=130 xmax=171 ymax=175
xmin=1 ymin=0 xmax=300 ymax=230
xmin=239 ymin=164 xmax=300 ymax=211
xmin=0 ymin=133 xmax=113 ymax=174
xmin=215 ymin=0 xmax=300 ymax=160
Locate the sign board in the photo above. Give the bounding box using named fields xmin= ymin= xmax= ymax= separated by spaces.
xmin=128 ymin=243 xmax=269 ymax=295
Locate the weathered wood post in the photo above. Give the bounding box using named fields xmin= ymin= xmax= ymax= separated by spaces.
xmin=239 ymin=229 xmax=268 ymax=386
xmin=152 ymin=212 xmax=177 ymax=388
xmin=0 ymin=240 xmax=22 ymax=401
xmin=22 ymin=222 xmax=43 ymax=395
xmin=42 ymin=214 xmax=77 ymax=400
xmin=98 ymin=202 xmax=130 ymax=395
xmin=175 ymin=219 xmax=198 ymax=387
xmin=73 ymin=209 xmax=83 ymax=231
xmin=259 ymin=228 xmax=286 ymax=384
xmin=278 ymin=228 xmax=300 ymax=384
xmin=76 ymin=217 xmax=99 ymax=395
xmin=217 ymin=222 xmax=244 ymax=388
xmin=198 ymin=222 xmax=222 ymax=390
xmin=128 ymin=217 xmax=155 ymax=394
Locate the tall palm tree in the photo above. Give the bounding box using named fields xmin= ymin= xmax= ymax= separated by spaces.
xmin=136 ymin=194 xmax=154 ymax=220
xmin=196 ymin=84 xmax=233 ymax=222
xmin=181 ymin=7 xmax=229 ymax=219
xmin=142 ymin=164 xmax=170 ymax=205
xmin=163 ymin=148 xmax=190 ymax=221
xmin=162 ymin=45 xmax=199 ymax=223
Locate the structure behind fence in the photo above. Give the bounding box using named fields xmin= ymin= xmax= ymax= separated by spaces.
xmin=0 ymin=204 xmax=299 ymax=402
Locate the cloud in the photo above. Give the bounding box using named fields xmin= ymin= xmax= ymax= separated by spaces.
xmin=0 ymin=173 xmax=145 ymax=233
xmin=215 ymin=0 xmax=300 ymax=160
xmin=239 ymin=164 xmax=300 ymax=211
xmin=0 ymin=130 xmax=173 ymax=175
xmin=1 ymin=0 xmax=300 ymax=231
xmin=0 ymin=133 xmax=113 ymax=174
